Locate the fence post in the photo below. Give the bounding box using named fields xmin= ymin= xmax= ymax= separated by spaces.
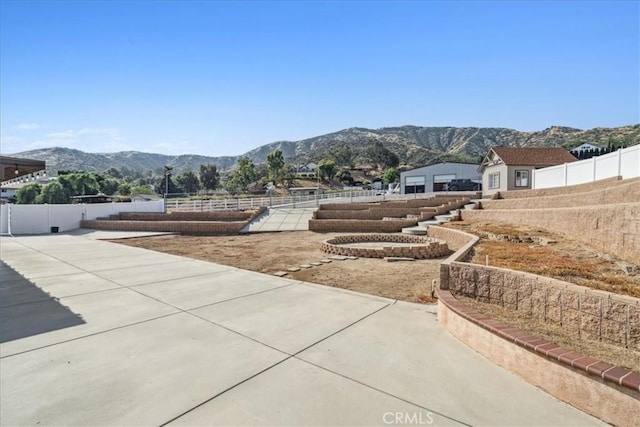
xmin=617 ymin=148 xmax=623 ymax=177
xmin=531 ymin=168 xmax=536 ymax=189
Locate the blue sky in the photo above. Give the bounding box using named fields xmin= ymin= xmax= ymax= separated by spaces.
xmin=1 ymin=1 xmax=638 ymax=157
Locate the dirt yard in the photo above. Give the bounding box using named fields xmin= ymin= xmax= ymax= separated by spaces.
xmin=114 ymin=231 xmax=441 ymax=303
xmin=113 ymin=224 xmax=640 ymax=370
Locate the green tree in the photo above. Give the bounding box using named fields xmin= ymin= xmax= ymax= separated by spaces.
xmin=117 ymin=182 xmax=132 ymax=195
xmin=383 ymin=167 xmax=398 ymax=184
xmin=366 ymin=140 xmax=399 ymax=170
xmin=282 ymin=163 xmax=297 ymax=188
xmin=16 ymin=183 xmax=42 ymax=204
xmin=266 ymin=149 xmax=286 ymax=185
xmin=105 ymin=167 xmax=123 ymax=179
xmin=255 ymin=163 xmax=269 ymax=182
xmin=226 ymin=157 xmax=256 ymax=194
xmin=130 ymin=185 xmax=154 ymax=195
xmin=36 ymin=181 xmax=69 ymax=204
xmin=58 ymin=172 xmax=100 ymax=196
xmin=318 ymin=159 xmax=337 ymax=182
xmin=100 ymin=177 xmax=121 ymax=195
xmin=156 ymin=174 xmax=181 ymax=195
xmin=330 ymin=142 xmax=353 ymax=167
xmin=199 ymin=164 xmax=220 ymax=190
xmin=176 ymin=171 xmax=201 ymax=194
xmin=338 ymin=170 xmax=354 ymax=185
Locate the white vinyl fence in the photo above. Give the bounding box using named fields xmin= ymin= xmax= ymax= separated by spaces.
xmin=165 ymin=189 xmax=448 ymax=212
xmin=0 ymin=201 xmax=164 ymax=235
xmin=533 ymin=145 xmax=640 ymax=189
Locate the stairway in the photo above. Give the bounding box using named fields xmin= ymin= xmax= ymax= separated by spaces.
xmin=402 ymin=199 xmax=480 ymax=235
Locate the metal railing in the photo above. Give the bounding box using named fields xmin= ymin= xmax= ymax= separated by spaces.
xmin=165 ymin=190 xmax=439 ymax=212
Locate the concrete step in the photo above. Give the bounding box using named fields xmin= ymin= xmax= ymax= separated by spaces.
xmin=464 ymin=203 xmax=477 ymax=210
xmin=401 ymin=226 xmax=427 ymax=235
xmin=418 ymin=220 xmax=441 ymax=227
xmin=435 ymin=214 xmax=452 ymax=222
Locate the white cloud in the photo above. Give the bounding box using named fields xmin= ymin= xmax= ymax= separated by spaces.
xmin=16 ymin=123 xmax=41 ymax=131
xmin=45 ymin=128 xmax=120 ymax=140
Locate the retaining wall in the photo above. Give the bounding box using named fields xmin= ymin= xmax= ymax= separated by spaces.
xmin=314 ymin=207 xmax=437 ymax=220
xmin=482 ymin=178 xmax=640 ymax=210
xmin=79 ymin=219 xmax=248 ymax=235
xmin=81 ymin=207 xmax=266 ymax=235
xmin=118 ymin=210 xmax=253 ymax=221
xmin=318 ymin=195 xmax=470 ymax=211
xmin=462 ymin=202 xmax=640 ymax=265
xmin=309 ymin=218 xmax=419 ymax=233
xmin=445 ymin=262 xmax=640 ymax=349
xmin=438 ymin=292 xmax=639 ymax=427
xmin=429 ymin=225 xmax=639 ymax=425
xmin=321 ymin=234 xmax=450 ymax=259
xmin=496 ymin=176 xmax=624 ymax=199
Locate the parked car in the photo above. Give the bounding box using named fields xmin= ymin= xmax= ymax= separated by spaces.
xmin=444 ymin=179 xmax=482 ymax=191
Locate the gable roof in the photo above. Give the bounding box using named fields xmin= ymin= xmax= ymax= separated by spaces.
xmin=481 ymin=147 xmax=577 ymax=171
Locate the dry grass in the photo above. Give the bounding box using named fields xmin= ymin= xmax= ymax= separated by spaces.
xmin=447 ymin=222 xmax=640 ymax=298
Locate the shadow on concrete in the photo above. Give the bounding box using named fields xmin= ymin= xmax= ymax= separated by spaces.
xmin=0 ymin=261 xmax=85 ymax=343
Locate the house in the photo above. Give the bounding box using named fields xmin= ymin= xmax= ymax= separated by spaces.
xmin=570 ymin=143 xmax=601 ymax=152
xmin=0 ymin=155 xmax=46 ymax=182
xmin=0 ymin=183 xmax=21 ymax=201
xmin=295 ymin=162 xmax=318 ymax=178
xmin=479 ymin=147 xmax=577 ymax=196
xmin=399 ymin=162 xmax=481 ymax=194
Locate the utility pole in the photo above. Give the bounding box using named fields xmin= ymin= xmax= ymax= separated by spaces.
xmin=164 ymin=165 xmax=173 ymax=213
xmin=316 ymin=165 xmax=320 ymax=206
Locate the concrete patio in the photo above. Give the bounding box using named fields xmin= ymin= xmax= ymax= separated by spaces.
xmin=0 ymin=232 xmax=602 ymax=426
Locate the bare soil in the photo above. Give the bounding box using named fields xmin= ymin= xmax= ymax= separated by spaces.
xmin=113 ymin=224 xmax=640 ymax=370
xmin=113 ymin=231 xmax=440 ymax=303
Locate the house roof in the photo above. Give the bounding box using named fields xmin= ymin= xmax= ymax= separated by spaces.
xmin=1 ymin=156 xmax=46 ymax=182
xmin=483 ymin=147 xmax=577 ymax=169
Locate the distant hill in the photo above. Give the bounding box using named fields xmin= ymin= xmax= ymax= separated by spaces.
xmin=7 ymin=147 xmax=239 ymax=176
xmin=11 ymin=124 xmax=639 ymax=175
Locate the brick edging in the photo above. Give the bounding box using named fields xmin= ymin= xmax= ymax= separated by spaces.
xmin=437 ymin=287 xmax=640 ymax=394
xmin=320 ymin=234 xmax=450 ymax=259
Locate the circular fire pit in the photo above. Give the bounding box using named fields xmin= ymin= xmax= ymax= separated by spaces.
xmin=321 ymin=234 xmax=450 ymax=259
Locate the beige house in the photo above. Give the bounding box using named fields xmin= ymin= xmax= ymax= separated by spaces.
xmin=479 ymin=147 xmax=577 ymax=196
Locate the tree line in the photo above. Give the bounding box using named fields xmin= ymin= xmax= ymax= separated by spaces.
xmin=14 ymin=139 xmax=404 ymax=203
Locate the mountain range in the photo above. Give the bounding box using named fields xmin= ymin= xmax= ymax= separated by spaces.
xmin=9 ymin=124 xmax=639 ymax=175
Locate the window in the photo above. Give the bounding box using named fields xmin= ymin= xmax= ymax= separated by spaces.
xmin=515 ymin=170 xmax=529 ymax=187
xmin=488 ymin=173 xmax=500 ymax=189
